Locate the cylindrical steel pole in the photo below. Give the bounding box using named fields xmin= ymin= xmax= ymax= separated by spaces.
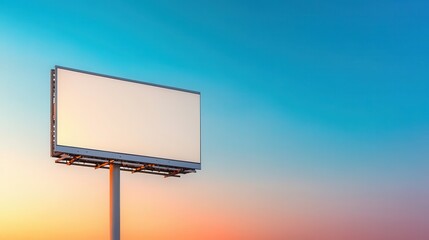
xmin=110 ymin=163 xmax=120 ymax=240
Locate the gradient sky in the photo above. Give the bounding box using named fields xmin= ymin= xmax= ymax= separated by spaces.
xmin=1 ymin=1 xmax=429 ymax=240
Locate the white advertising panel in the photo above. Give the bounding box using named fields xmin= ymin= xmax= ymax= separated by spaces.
xmin=53 ymin=66 xmax=200 ymax=169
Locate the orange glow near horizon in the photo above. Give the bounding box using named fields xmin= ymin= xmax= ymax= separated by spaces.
xmin=1 ymin=147 xmax=428 ymax=240
xmin=0 ymin=147 xmax=289 ymax=240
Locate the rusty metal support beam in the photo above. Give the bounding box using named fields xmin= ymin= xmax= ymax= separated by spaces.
xmin=67 ymin=155 xmax=82 ymax=165
xmin=55 ymin=154 xmax=70 ymax=163
xmin=164 ymin=169 xmax=182 ymax=178
xmin=95 ymin=160 xmax=114 ymax=170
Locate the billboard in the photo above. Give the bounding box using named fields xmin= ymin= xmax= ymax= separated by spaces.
xmin=51 ymin=66 xmax=201 ymax=170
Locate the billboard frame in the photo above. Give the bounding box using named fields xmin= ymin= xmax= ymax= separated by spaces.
xmin=51 ymin=66 xmax=201 ymax=175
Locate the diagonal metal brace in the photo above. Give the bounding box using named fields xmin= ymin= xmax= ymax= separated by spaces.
xmin=55 ymin=154 xmax=70 ymax=163
xmin=67 ymin=155 xmax=82 ymax=165
xmin=132 ymin=164 xmax=155 ymax=173
xmin=95 ymin=160 xmax=114 ymax=170
xmin=164 ymin=169 xmax=182 ymax=178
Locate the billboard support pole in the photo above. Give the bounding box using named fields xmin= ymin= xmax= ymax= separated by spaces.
xmin=110 ymin=163 xmax=120 ymax=240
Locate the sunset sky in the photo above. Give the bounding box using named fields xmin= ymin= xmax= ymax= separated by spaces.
xmin=1 ymin=1 xmax=429 ymax=240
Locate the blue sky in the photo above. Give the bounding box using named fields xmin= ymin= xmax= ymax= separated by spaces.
xmin=0 ymin=1 xmax=428 ymax=239
xmin=1 ymin=0 xmax=428 ymax=176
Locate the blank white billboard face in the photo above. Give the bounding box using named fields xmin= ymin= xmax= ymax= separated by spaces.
xmin=55 ymin=67 xmax=200 ymax=168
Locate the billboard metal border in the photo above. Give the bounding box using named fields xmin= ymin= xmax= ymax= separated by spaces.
xmin=51 ymin=66 xmax=201 ymax=172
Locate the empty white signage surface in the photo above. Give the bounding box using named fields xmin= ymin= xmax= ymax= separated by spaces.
xmin=54 ymin=66 xmax=201 ymax=169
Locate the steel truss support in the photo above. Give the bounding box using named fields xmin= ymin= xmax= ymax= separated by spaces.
xmin=95 ymin=160 xmax=114 ymax=169
xmin=67 ymin=155 xmax=81 ymax=165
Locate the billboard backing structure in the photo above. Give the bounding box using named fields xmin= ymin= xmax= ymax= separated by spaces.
xmin=51 ymin=66 xmax=201 ymax=176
